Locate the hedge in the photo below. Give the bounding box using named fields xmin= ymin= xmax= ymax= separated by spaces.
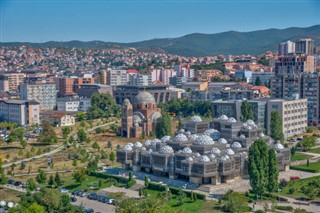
xmin=289 ymin=166 xmax=319 ymax=173
xmin=263 ymin=193 xmax=288 ymax=202
xmin=147 ymin=182 xmax=206 ymax=200
xmin=275 ymin=206 xmax=294 ymax=211
xmin=88 ymin=171 xmax=136 ymax=188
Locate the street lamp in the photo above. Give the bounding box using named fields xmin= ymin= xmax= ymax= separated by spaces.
xmin=278 ymin=188 xmax=281 ymax=203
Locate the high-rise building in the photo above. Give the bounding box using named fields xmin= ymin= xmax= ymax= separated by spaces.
xmin=278 ymin=40 xmax=295 ymax=56
xmin=98 ymin=70 xmax=107 ymax=85
xmin=295 ymin=38 xmax=314 ymax=55
xmin=20 ymin=78 xmax=57 ymax=110
xmin=129 ymin=74 xmax=151 ymax=86
xmin=0 ymin=72 xmax=26 ymax=91
xmin=150 ymin=69 xmax=176 ymax=84
xmin=0 ymin=75 xmax=9 ymax=93
xmin=107 ymin=70 xmax=127 ymax=86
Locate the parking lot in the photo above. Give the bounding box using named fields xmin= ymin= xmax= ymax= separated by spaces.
xmin=73 ymin=196 xmax=115 ymax=213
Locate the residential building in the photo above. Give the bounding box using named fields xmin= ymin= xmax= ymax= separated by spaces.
xmin=76 ymin=84 xmax=113 ymax=98
xmin=0 ymin=72 xmax=26 ymax=91
xmin=114 ymin=85 xmax=172 ymax=105
xmin=248 ymin=100 xmax=267 ymax=129
xmin=194 ymin=70 xmax=229 ymax=82
xmin=251 ymin=72 xmax=275 ymax=86
xmin=19 ymin=80 xmax=57 ymax=110
xmin=234 ymin=70 xmax=252 ymax=83
xmin=278 ymin=40 xmax=295 ymax=56
xmin=41 ymin=111 xmax=75 ymax=127
xmin=0 ymin=75 xmax=9 ymax=93
xmin=208 ymin=82 xmax=252 ymax=92
xmin=191 ymin=90 xmax=208 ymax=102
xmin=129 ymin=74 xmax=151 ymax=86
xmin=150 ymin=69 xmax=176 ymax=84
xmin=295 ymin=38 xmax=314 ymax=55
xmin=79 ymin=98 xmax=91 ymax=112
xmin=266 ymin=98 xmax=308 ymax=138
xmin=98 ymin=70 xmax=107 ymax=85
xmin=182 ymin=82 xmax=208 ymax=91
xmin=0 ymin=100 xmax=40 ymax=125
xmin=212 ymin=100 xmax=242 ymax=121
xmin=56 ymin=76 xmax=95 ymax=96
xmin=107 ymin=70 xmax=127 ymax=86
xmin=208 ymin=90 xmax=254 ymax=102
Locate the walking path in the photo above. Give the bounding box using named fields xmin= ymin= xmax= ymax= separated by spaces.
xmin=2 ymin=121 xmax=116 ymax=169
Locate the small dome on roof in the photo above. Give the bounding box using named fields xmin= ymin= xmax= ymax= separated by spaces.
xmin=218 ymin=115 xmax=228 ymax=120
xmin=239 ymin=134 xmax=246 ymax=139
xmin=194 ymin=135 xmax=215 ymax=145
xmin=187 ymin=157 xmax=193 ymax=162
xmin=189 ymin=115 xmax=202 ymax=122
xmin=185 ymin=131 xmax=191 ymax=136
xmin=182 ymin=147 xmax=192 ymax=154
xmin=160 ymin=145 xmax=174 ymax=154
xmin=175 ymin=134 xmax=188 ymax=142
xmin=227 ymin=117 xmax=237 ymax=123
xmin=209 ymin=154 xmax=216 ymax=160
xmin=259 ymin=133 xmax=265 ymax=138
xmin=218 ymin=138 xmax=228 ymax=144
xmin=134 ymin=91 xmax=156 ymax=105
xmin=225 ymin=149 xmax=235 ymax=155
xmin=188 ymin=134 xmax=199 ymax=141
xmin=127 ymin=143 xmax=134 ymax=147
xmin=199 ymin=155 xmax=210 ymax=162
xmin=203 ymin=129 xmax=221 ymax=140
xmin=274 ymin=142 xmax=284 ymax=150
xmin=123 ymin=144 xmax=133 ymax=151
xmin=246 ymin=119 xmax=255 ymax=126
xmin=195 ymin=153 xmax=201 ymax=157
xmin=211 ymin=147 xmax=221 ymax=154
xmin=231 ymin=142 xmax=242 ymax=148
xmin=141 ymin=147 xmax=147 ymax=151
xmin=134 ymin=142 xmax=143 ymax=148
xmin=145 ymin=140 xmax=152 ymax=146
xmin=161 ymin=136 xmax=171 ymax=143
xmin=220 ymin=156 xmax=228 ymax=161
xmin=178 ymin=129 xmax=185 ymax=133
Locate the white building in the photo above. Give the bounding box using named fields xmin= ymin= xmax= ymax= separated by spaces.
xmin=129 ymin=74 xmax=151 ymax=86
xmin=0 ymin=100 xmax=40 ymax=125
xmin=57 ymin=97 xmax=80 ymax=112
xmin=107 ymin=70 xmax=127 ymax=86
xmin=278 ymin=40 xmax=295 ymax=56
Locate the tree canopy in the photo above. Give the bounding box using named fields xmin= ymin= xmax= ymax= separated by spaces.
xmin=240 ymin=100 xmax=254 ymax=122
xmin=87 ymin=93 xmax=120 ymax=119
xmin=155 ymin=112 xmax=172 ymax=138
xmin=270 ymin=111 xmax=284 ymax=143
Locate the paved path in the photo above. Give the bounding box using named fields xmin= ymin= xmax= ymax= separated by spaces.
xmin=296 ymin=151 xmax=320 ymax=158
xmin=12 ymin=169 xmax=74 ymax=177
xmin=2 ymin=121 xmax=116 ymax=169
xmin=2 ymin=184 xmax=27 ymax=193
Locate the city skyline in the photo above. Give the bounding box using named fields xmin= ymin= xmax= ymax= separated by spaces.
xmin=1 ymin=0 xmax=320 ymax=43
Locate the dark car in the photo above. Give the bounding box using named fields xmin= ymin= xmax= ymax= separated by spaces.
xmin=72 ymin=190 xmax=81 ymax=196
xmin=8 ymin=179 xmax=15 ymax=185
xmin=84 ymin=208 xmax=94 ymax=213
xmin=98 ymin=196 xmax=106 ymax=202
xmin=14 ymin=181 xmax=22 ymax=187
xmin=71 ymin=196 xmax=77 ymax=202
xmin=88 ymin=193 xmax=98 ymax=200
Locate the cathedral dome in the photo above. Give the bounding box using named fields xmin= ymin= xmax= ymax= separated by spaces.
xmin=134 ymin=91 xmax=156 ymax=105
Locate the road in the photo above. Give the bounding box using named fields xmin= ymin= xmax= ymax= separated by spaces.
xmin=2 ymin=121 xmax=116 ymax=169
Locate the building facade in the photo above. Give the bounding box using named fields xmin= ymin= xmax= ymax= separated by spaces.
xmin=0 ymin=100 xmax=40 ymax=125
xmin=107 ymin=70 xmax=127 ymax=86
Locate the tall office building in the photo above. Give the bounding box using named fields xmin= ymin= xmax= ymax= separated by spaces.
xmin=295 ymin=38 xmax=314 ymax=55
xmin=107 ymin=70 xmax=127 ymax=86
xmin=278 ymin=40 xmax=295 ymax=56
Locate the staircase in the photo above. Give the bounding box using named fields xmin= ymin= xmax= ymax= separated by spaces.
xmin=197 ymin=185 xmax=211 ymax=193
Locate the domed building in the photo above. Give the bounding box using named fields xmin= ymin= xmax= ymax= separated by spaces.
xmin=121 ymin=91 xmax=161 ymax=138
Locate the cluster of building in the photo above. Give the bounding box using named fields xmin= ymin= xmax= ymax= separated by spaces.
xmin=117 ymin=115 xmax=291 ymax=185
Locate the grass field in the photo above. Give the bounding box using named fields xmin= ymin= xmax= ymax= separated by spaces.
xmin=291 ymin=153 xmax=312 ymax=161
xmin=290 ymin=161 xmax=320 ymax=173
xmin=0 ymin=187 xmax=24 ymax=202
xmin=308 ymin=147 xmax=320 ymax=154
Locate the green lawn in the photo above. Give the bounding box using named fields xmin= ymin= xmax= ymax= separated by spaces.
xmin=290 ymin=161 xmax=320 ymax=173
xmin=146 ymin=189 xmax=221 ymax=213
xmin=308 ymin=147 xmax=320 ymax=154
xmin=62 ymin=175 xmax=126 ymax=192
xmin=291 ymin=153 xmax=312 ymax=161
xmin=280 ymin=176 xmax=320 ymax=200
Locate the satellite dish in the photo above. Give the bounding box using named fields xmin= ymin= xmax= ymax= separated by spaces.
xmin=8 ymin=202 xmax=14 ymax=208
xmin=0 ymin=201 xmax=6 ymax=207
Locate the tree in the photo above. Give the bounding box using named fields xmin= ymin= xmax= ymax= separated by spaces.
xmin=62 ymin=127 xmax=72 ymax=139
xmin=307 ymin=159 xmax=310 ymax=167
xmin=155 ymin=112 xmax=172 ymax=138
xmin=47 ymin=175 xmax=56 ymax=187
xmin=77 ymin=129 xmax=87 ymax=142
xmin=92 ymin=141 xmax=100 ymax=151
xmin=0 ymin=159 xmax=8 ymax=184
xmin=25 ymin=203 xmax=46 ymax=213
xmin=267 ymin=148 xmax=278 ymax=193
xmin=21 ymin=139 xmax=28 ymax=149
xmin=221 ymin=190 xmax=249 ymax=213
xmin=129 ymin=172 xmax=133 ymax=181
xmin=255 ymin=76 xmax=262 ymax=86
xmin=72 ymin=159 xmax=77 ymax=167
xmin=109 ymin=151 xmax=115 ymax=165
xmin=87 ymin=93 xmax=120 ymax=119
xmin=270 ymin=111 xmax=284 ymax=143
xmin=68 ymin=136 xmax=75 ymax=144
xmin=38 ymin=121 xmax=58 ymax=144
xmin=54 ymin=172 xmax=63 ymax=186
xmin=299 ymin=136 xmax=316 ymax=151
xmin=248 ymin=139 xmax=269 ymax=197
xmin=75 ymin=112 xmax=86 ymax=121
xmin=241 ymin=100 xmax=254 ymax=122
xmin=36 ymin=170 xmax=47 ymax=184
xmin=302 ymin=186 xmax=317 ymax=200
xmin=72 ymin=167 xmax=87 ymax=184
xmin=8 ymin=127 xmax=25 ymax=142
xmin=107 ymin=140 xmax=112 ymax=148
xmin=177 ymin=188 xmax=186 ymax=206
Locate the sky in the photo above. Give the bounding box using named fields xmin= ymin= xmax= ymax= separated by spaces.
xmin=0 ymin=0 xmax=320 ymax=43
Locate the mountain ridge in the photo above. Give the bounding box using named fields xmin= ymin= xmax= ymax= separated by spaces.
xmin=1 ymin=25 xmax=320 ymax=57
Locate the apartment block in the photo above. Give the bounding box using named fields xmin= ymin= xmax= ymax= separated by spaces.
xmin=0 ymin=72 xmax=26 ymax=91
xmin=267 ymin=98 xmax=308 ymax=138
xmin=107 ymin=70 xmax=127 ymax=86
xmin=0 ymin=100 xmax=40 ymax=125
xmin=19 ymin=82 xmax=57 ymax=110
xmin=129 ymin=74 xmax=151 ymax=86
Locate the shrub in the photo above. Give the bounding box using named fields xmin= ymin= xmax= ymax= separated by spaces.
xmin=276 ymin=206 xmax=293 ymax=211
xmin=289 ymin=166 xmax=319 ymax=173
xmin=255 ymin=210 xmax=264 ymax=213
xmin=288 ymin=187 xmax=295 ymax=194
xmin=306 ymin=127 xmax=313 ymax=133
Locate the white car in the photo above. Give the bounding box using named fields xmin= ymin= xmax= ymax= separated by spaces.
xmin=60 ymin=188 xmax=69 ymax=193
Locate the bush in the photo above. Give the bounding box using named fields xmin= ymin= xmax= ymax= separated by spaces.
xmin=306 ymin=126 xmax=313 ymax=133
xmin=288 ymin=187 xmax=295 ymax=194
xmin=289 ymin=166 xmax=319 ymax=173
xmin=276 ymin=206 xmax=293 ymax=211
xmin=88 ymin=171 xmax=136 ymax=188
xmin=255 ymin=211 xmax=264 ymax=213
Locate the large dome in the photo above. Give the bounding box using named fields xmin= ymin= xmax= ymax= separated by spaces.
xmin=189 ymin=115 xmax=202 ymax=123
xmin=194 ymin=135 xmax=215 ymax=145
xmin=159 ymin=145 xmax=174 ymax=154
xmin=134 ymin=91 xmax=156 ymax=105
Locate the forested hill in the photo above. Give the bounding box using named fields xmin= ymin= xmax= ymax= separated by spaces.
xmin=1 ymin=25 xmax=320 ymax=57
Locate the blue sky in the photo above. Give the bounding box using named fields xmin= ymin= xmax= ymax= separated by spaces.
xmin=1 ymin=0 xmax=319 ymax=42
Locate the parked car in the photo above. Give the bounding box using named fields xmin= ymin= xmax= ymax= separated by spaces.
xmin=72 ymin=190 xmax=81 ymax=196
xmin=14 ymin=181 xmax=22 ymax=187
xmin=71 ymin=196 xmax=77 ymax=202
xmin=84 ymin=208 xmax=94 ymax=213
xmin=79 ymin=191 xmax=88 ymax=197
xmin=8 ymin=179 xmax=15 ymax=185
xmin=290 ymin=176 xmax=300 ymax=181
xmin=59 ymin=188 xmax=69 ymax=193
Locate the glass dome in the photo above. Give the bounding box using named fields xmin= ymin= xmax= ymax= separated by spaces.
xmin=274 ymin=142 xmax=284 ymax=150
xmin=182 ymin=147 xmax=192 ymax=154
xmin=227 ymin=117 xmax=237 ymax=123
xmin=218 ymin=115 xmax=228 ymax=120
xmin=225 ymin=148 xmax=235 ymax=155
xmin=187 ymin=157 xmax=193 ymax=162
xmin=175 ymin=134 xmax=188 ymax=142
xmin=145 ymin=140 xmax=152 ymax=146
xmin=123 ymin=144 xmax=133 ymax=151
xmin=188 ymin=134 xmax=199 ymax=141
xmin=161 ymin=136 xmax=171 ymax=143
xmin=211 ymin=147 xmax=221 ymax=154
xmin=134 ymin=142 xmax=143 ymax=148
xmin=203 ymin=129 xmax=221 ymax=140
xmin=218 ymin=138 xmax=228 ymax=144
xmin=231 ymin=142 xmax=242 ymax=148
xmin=189 ymin=115 xmax=203 ymax=122
xmin=194 ymin=135 xmax=215 ymax=145
xmin=199 ymin=155 xmax=210 ymax=162
xmin=159 ymin=145 xmax=174 ymax=154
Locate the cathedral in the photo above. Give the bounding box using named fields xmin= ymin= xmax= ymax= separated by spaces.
xmin=121 ymin=91 xmax=162 ymax=138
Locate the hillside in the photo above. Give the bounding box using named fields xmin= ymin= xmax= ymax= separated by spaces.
xmin=1 ymin=25 xmax=320 ymax=56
